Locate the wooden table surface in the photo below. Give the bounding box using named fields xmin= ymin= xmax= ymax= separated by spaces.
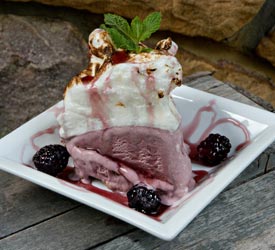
xmin=1 ymin=75 xmax=275 ymax=250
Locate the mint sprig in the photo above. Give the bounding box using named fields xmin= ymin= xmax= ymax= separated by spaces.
xmin=100 ymin=12 xmax=161 ymax=53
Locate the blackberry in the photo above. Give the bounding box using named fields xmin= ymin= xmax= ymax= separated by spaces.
xmin=33 ymin=144 xmax=70 ymax=176
xmin=127 ymin=185 xmax=161 ymax=215
xmin=197 ymin=133 xmax=231 ymax=166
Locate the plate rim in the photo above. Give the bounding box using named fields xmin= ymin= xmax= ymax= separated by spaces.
xmin=1 ymin=85 xmax=275 ymax=240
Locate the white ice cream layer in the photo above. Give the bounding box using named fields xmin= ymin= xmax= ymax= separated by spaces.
xmin=58 ymin=51 xmax=182 ymax=138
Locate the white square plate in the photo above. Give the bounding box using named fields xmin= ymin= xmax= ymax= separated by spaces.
xmin=1 ymin=85 xmax=275 ymax=240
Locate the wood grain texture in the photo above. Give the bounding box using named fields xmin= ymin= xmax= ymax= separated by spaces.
xmin=0 ymin=171 xmax=79 ymax=239
xmin=187 ymin=75 xmax=275 ymax=189
xmin=228 ymin=141 xmax=275 ymax=190
xmin=91 ymin=170 xmax=275 ymax=250
xmin=186 ymin=75 xmax=263 ymax=108
xmin=0 ymin=75 xmax=274 ymax=249
xmin=0 ymin=206 xmax=134 ymax=250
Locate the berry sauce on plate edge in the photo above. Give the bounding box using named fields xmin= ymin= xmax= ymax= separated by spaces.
xmin=24 ymin=99 xmax=251 ymax=220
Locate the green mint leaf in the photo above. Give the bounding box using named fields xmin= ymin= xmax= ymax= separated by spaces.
xmin=104 ymin=13 xmax=137 ymax=43
xmin=140 ymin=47 xmax=153 ymax=53
xmin=131 ymin=16 xmax=144 ymax=41
xmin=105 ymin=27 xmax=138 ymax=51
xmin=139 ymin=12 xmax=161 ymax=41
xmin=99 ymin=24 xmax=108 ymax=31
xmin=104 ymin=13 xmax=131 ymax=33
xmin=101 ymin=12 xmax=162 ymax=53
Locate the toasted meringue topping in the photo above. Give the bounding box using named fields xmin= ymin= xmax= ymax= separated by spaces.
xmin=58 ymin=29 xmax=183 ymax=138
xmin=88 ymin=29 xmax=114 ymax=59
xmin=155 ymin=37 xmax=178 ymax=56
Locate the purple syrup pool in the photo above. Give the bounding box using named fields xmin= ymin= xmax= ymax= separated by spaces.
xmin=28 ymin=99 xmax=251 ymax=216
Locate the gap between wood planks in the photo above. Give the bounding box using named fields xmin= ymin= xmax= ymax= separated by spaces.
xmin=0 ymin=204 xmax=81 ymax=240
xmin=1 ymin=73 xmax=274 ymax=248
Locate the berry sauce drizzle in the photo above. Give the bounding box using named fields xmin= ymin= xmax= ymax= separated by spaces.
xmin=86 ymin=66 xmax=116 ymax=129
xmin=49 ymin=105 xmax=65 ymax=118
xmin=88 ymin=86 xmax=109 ymax=129
xmin=26 ymin=99 xmax=251 ymax=220
xmin=192 ymin=170 xmax=209 ymax=183
xmin=58 ymin=167 xmax=128 ymax=205
xmin=81 ymin=75 xmax=94 ymax=85
xmin=57 ymin=168 xmax=206 ymax=221
xmin=132 ymin=67 xmax=156 ymax=126
xmin=30 ymin=126 xmax=59 ymax=151
xmin=111 ymin=51 xmax=129 ymax=65
xmin=183 ymin=100 xmax=250 ymax=158
xmin=57 ymin=166 xmax=168 ymax=221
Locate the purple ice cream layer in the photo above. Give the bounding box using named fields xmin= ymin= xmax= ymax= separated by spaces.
xmin=66 ymin=124 xmax=195 ymax=206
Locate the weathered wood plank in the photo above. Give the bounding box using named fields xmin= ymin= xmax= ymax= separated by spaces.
xmin=0 ymin=171 xmax=79 ymax=239
xmin=0 ymin=205 xmax=134 ymax=250
xmin=91 ymin=170 xmax=275 ymax=250
xmin=187 ymin=75 xmax=275 ymax=187
xmin=186 ymin=75 xmax=263 ymax=108
xmin=227 ymin=82 xmax=275 ymax=112
xmin=1 ymin=75 xmax=274 ymax=250
xmin=228 ymin=141 xmax=275 ymax=190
